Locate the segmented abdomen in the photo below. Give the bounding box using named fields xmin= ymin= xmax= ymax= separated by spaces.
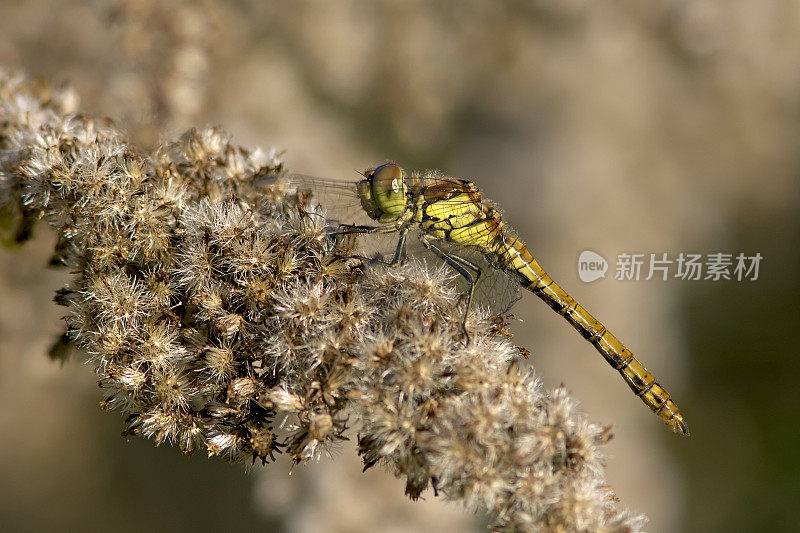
xmin=495 ymin=234 xmax=689 ymax=435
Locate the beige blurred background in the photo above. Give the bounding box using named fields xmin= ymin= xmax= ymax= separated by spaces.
xmin=2 ymin=1 xmax=799 ymax=532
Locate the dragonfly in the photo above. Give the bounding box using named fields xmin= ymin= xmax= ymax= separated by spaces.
xmin=272 ymin=162 xmax=689 ymax=435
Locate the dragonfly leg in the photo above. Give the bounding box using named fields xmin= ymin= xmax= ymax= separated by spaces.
xmin=332 ymin=223 xmax=400 ymax=236
xmin=420 ymin=237 xmax=481 ymax=342
xmin=364 ymin=228 xmax=408 ymax=266
xmin=332 ymin=223 xmax=408 ymax=266
xmin=387 ymin=229 xmax=408 ymax=266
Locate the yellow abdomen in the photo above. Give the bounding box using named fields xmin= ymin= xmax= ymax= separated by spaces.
xmin=497 ymin=234 xmax=688 ymax=434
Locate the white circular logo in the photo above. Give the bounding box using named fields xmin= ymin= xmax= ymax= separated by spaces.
xmin=578 ymin=250 xmax=608 ymax=282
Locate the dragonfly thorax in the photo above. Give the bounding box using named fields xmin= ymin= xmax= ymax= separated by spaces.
xmin=357 ymin=163 xmax=409 ymax=223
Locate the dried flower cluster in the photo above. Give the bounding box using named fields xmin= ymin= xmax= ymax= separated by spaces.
xmin=0 ymin=70 xmax=645 ymax=532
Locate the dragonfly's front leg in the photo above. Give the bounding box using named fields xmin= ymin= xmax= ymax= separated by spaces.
xmin=419 ymin=236 xmax=482 ymax=342
xmin=332 ymin=223 xmax=408 ymax=266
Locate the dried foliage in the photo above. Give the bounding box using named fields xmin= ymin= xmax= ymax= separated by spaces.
xmin=0 ymin=70 xmax=646 ymax=532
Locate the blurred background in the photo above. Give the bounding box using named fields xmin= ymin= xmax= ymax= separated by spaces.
xmin=1 ymin=1 xmax=798 ymax=531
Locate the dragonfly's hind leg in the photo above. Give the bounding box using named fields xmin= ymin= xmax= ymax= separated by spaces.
xmin=332 ymin=224 xmax=408 ymax=266
xmin=420 ymin=236 xmax=481 ymax=343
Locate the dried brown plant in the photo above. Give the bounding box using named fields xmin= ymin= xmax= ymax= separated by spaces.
xmin=0 ymin=70 xmax=646 ymax=532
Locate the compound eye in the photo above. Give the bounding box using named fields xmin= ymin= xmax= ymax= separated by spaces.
xmin=372 ymin=163 xmax=404 ymax=196
xmin=367 ymin=163 xmax=407 ymax=220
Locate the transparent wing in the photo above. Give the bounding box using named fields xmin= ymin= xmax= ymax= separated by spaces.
xmin=280 ymin=174 xmax=403 ymax=259
xmin=279 ymin=175 xmax=362 ymax=222
xmin=424 ymin=238 xmax=521 ymax=316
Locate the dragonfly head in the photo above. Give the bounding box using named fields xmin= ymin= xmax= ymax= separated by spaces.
xmin=358 ymin=163 xmax=408 ymax=222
